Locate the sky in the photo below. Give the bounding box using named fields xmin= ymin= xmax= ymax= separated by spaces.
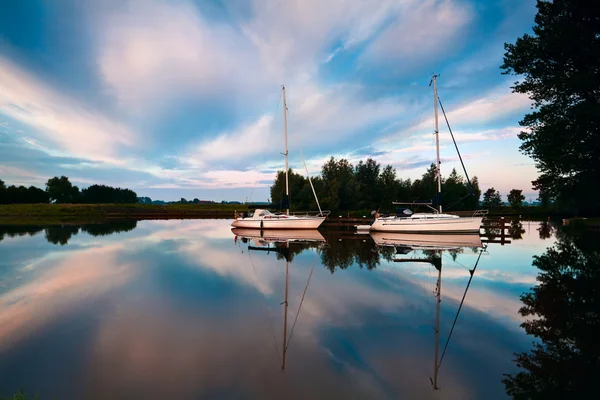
xmin=0 ymin=0 xmax=540 ymax=202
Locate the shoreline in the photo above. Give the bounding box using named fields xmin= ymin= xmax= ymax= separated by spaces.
xmin=0 ymin=203 xmax=585 ymax=226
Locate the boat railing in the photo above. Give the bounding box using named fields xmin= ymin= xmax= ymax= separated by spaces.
xmin=472 ymin=209 xmax=489 ymax=218
xmin=286 ymin=210 xmax=331 ymax=218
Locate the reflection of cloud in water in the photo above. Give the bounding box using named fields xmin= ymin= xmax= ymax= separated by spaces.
xmin=379 ymin=260 xmax=527 ymax=325
xmin=0 ymin=219 xmax=542 ymax=398
xmin=0 ymin=244 xmax=134 ymax=349
xmin=85 ymin=300 xmax=388 ymax=399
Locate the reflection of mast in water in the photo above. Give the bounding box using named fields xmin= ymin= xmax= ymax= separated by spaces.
xmin=430 ymin=247 xmax=485 ymax=390
xmin=386 ymin=235 xmax=485 ymax=390
xmin=235 ymin=230 xmax=319 ymax=371
xmin=282 ymin=242 xmax=289 ymax=370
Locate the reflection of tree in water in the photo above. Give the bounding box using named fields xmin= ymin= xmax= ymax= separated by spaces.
xmin=503 ymin=226 xmax=600 ymax=398
xmin=0 ymin=225 xmax=44 ymax=242
xmin=1 ymin=220 xmax=139 ymax=246
xmin=320 ymin=236 xmax=379 ymax=273
xmin=80 ymin=220 xmax=137 ymax=236
xmin=45 ymin=225 xmax=80 ymax=245
xmin=508 ymin=220 xmax=526 ymax=240
xmin=537 ymin=220 xmax=556 ymax=240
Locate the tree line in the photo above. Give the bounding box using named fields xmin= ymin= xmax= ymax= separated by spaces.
xmin=270 ymin=157 xmax=527 ymax=213
xmin=0 ymin=176 xmax=137 ymax=204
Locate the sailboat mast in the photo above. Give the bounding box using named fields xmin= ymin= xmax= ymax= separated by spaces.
xmin=433 ymin=75 xmax=442 ymax=213
xmin=433 ymin=252 xmax=442 ymax=390
xmin=282 ymin=252 xmax=289 ymax=370
xmin=282 ymin=85 xmax=290 ymax=216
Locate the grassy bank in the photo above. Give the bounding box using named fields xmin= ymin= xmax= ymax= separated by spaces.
xmin=0 ymin=203 xmax=247 ymax=224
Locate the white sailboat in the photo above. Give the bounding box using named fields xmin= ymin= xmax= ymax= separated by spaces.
xmin=370 ymin=75 xmax=486 ymax=233
xmin=232 ymin=86 xmax=329 ymax=230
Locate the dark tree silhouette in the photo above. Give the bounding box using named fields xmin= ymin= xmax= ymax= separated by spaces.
xmin=46 ymin=176 xmax=80 ymax=203
xmin=269 ymin=159 xmax=479 ymax=213
xmin=502 ymin=0 xmax=600 ymax=216
xmin=0 ymin=182 xmax=50 ymax=204
xmin=80 ymin=184 xmax=137 ymax=204
xmin=503 ymin=226 xmax=600 ymax=398
xmin=483 ymin=187 xmax=503 ymax=209
xmin=508 ymin=189 xmax=525 ymax=210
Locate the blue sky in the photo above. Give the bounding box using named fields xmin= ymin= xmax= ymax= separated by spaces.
xmin=0 ymin=0 xmax=539 ymax=202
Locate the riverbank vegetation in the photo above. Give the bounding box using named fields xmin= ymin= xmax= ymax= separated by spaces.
xmin=270 ymin=157 xmax=543 ymax=215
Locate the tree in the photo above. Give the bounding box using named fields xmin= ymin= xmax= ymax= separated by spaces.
xmin=501 ymin=0 xmax=600 ymax=216
xmin=321 ymin=157 xmax=358 ymax=213
xmin=442 ymin=168 xmax=470 ymax=210
xmin=46 ymin=176 xmax=80 ymax=203
xmin=482 ymin=187 xmax=503 ymax=209
xmin=270 ymin=169 xmax=311 ymax=211
xmin=80 ymin=184 xmax=137 ymax=204
xmin=412 ymin=163 xmax=438 ymax=206
xmin=508 ymin=189 xmax=526 ymax=209
xmin=469 ymin=176 xmax=482 ymax=210
xmin=378 ymin=165 xmax=399 ymax=211
xmin=0 ymin=179 xmax=5 ymax=189
xmin=355 ymin=158 xmax=381 ymax=210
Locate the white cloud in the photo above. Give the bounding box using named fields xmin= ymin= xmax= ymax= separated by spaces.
xmin=432 ymin=89 xmax=531 ymax=128
xmin=189 ymin=115 xmax=276 ymax=166
xmin=96 ymin=0 xmax=265 ymax=110
xmin=361 ymin=0 xmax=473 ymax=65
xmin=0 ymin=57 xmax=137 ymax=164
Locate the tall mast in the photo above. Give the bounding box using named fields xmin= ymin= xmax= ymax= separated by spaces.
xmin=282 ymin=85 xmax=290 ymax=216
xmin=433 ymin=251 xmax=442 ymax=390
xmin=433 ymin=75 xmax=442 ymax=213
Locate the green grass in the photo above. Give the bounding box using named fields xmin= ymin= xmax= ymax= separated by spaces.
xmin=0 ymin=203 xmax=248 ymax=223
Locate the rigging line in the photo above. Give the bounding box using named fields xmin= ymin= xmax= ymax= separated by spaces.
xmin=441 ymin=253 xmax=471 ymax=272
xmin=286 ymin=251 xmax=318 ymax=350
xmin=248 ymin=250 xmax=281 ymax=362
xmin=438 ymin=97 xmax=474 ymax=197
xmin=284 ymin=107 xmax=322 ymax=214
xmin=437 ymin=248 xmax=484 ymax=369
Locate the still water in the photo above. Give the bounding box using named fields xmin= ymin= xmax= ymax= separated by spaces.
xmin=0 ymin=219 xmax=593 ymax=398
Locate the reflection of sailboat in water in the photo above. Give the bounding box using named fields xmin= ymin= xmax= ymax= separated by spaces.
xmin=370 ymin=232 xmax=482 ymax=251
xmin=232 ymin=228 xmax=325 ymax=246
xmin=233 ymin=229 xmax=322 ymax=370
xmin=384 ymin=234 xmax=485 ymax=390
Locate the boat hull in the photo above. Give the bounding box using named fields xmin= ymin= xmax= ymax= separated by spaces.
xmin=370 ymin=217 xmax=483 ymax=233
xmin=231 ymin=217 xmax=326 ymax=229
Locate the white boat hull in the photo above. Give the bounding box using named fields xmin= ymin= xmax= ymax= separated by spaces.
xmin=370 ymin=232 xmax=482 ymax=249
xmin=370 ymin=216 xmax=483 ymax=233
xmin=231 ymin=217 xmax=326 ymax=229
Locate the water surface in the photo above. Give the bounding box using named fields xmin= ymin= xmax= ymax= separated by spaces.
xmin=0 ymin=219 xmax=573 ymax=398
